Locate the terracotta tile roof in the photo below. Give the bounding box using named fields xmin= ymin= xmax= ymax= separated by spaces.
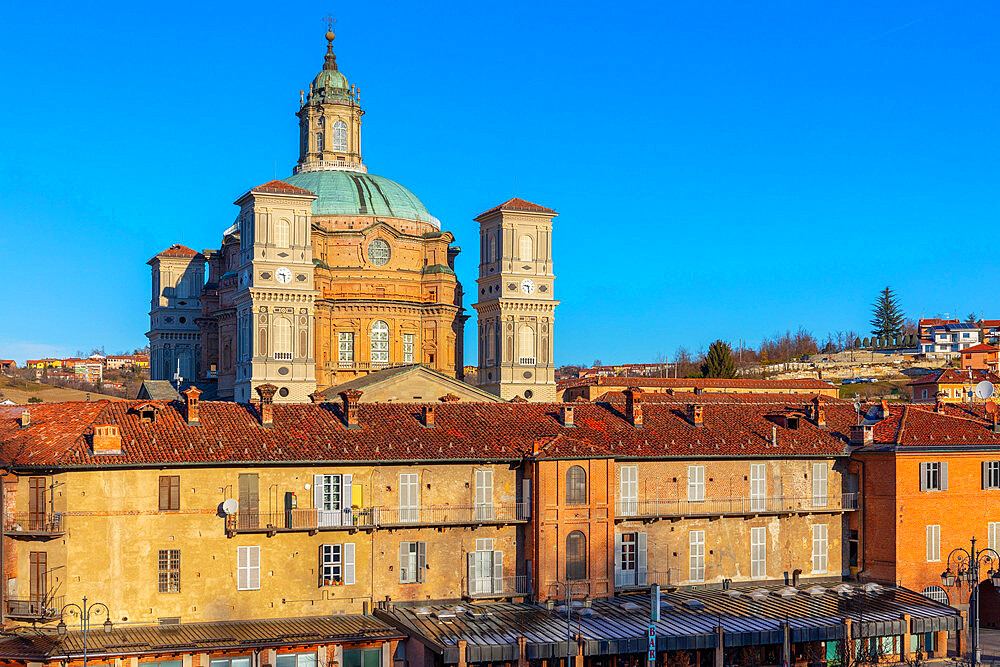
xmin=907 ymin=368 xmax=1000 ymax=386
xmin=151 ymin=244 xmax=203 ymax=260
xmin=858 ymin=402 xmax=1000 ymax=449
xmin=476 ymin=198 xmax=556 ymax=219
xmin=980 ymin=320 xmax=1000 ymax=328
xmin=0 ymin=397 xmax=860 ymax=468
xmin=595 ymin=391 xmax=843 ymax=404
xmin=920 ymin=318 xmax=960 ymax=327
xmin=960 ymin=344 xmax=999 ymax=354
xmin=559 ymin=376 xmax=836 ymax=391
xmin=249 ymin=179 xmax=316 ymax=197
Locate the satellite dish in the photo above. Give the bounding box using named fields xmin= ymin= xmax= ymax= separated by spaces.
xmin=986 ymin=401 xmax=997 ymax=415
xmin=222 ymin=498 xmax=239 ymax=515
xmin=976 ymin=381 xmax=995 ymax=400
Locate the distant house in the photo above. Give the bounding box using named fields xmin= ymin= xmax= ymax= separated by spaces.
xmin=0 ymin=360 xmax=15 ymax=374
xmin=25 ymin=359 xmax=60 ymax=370
xmin=960 ymin=343 xmax=999 ymax=372
xmin=908 ymin=368 xmax=1000 ymax=403
xmin=918 ymin=322 xmax=980 ymax=358
xmin=979 ymin=319 xmax=1000 ymax=345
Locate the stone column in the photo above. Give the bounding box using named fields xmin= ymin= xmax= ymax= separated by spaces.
xmin=458 ymin=639 xmax=467 ymax=667
xmin=714 ymin=625 xmax=724 ymax=667
xmin=781 ymin=622 xmax=790 ymax=665
xmin=517 ymin=637 xmax=527 ymax=667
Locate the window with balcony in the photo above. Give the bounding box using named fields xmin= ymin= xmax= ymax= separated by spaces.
xmin=338 ymin=331 xmax=354 ymax=367
xmin=321 ymin=543 xmax=354 ymax=585
xmin=566 ymin=531 xmax=587 ymax=580
xmin=468 ymin=538 xmax=502 ymax=595
xmin=619 ymin=465 xmax=638 ymax=516
xmin=399 ymin=473 xmax=419 ymax=522
xmin=566 ymin=466 xmax=587 ymax=505
xmin=371 ymin=320 xmax=389 ymax=365
xmin=749 ymin=463 xmax=766 ymax=511
xmin=158 ymin=549 xmax=180 ymax=593
xmin=158 ymin=475 xmax=180 ymax=511
xmin=615 ymin=531 xmax=647 ymax=587
xmin=314 ymin=474 xmax=352 ymax=527
xmin=400 ymin=541 xmax=426 ymax=583
xmin=475 ymin=469 xmax=494 ymax=520
xmin=687 ymin=465 xmax=705 ymax=502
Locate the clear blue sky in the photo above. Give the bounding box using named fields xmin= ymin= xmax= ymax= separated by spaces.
xmin=1 ymin=1 xmax=997 ymax=365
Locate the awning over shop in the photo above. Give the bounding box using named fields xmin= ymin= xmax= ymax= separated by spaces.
xmin=380 ymin=582 xmax=962 ymax=664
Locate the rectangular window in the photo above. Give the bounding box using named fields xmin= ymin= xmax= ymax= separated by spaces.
xmin=689 ymin=530 xmax=705 ymax=582
xmin=158 ymin=549 xmax=180 ymax=593
xmin=399 ymin=473 xmax=419 ymax=522
xmin=314 ymin=474 xmax=352 ymax=527
xmin=749 ymin=464 xmax=766 ymax=511
xmin=812 ymin=524 xmax=828 ymax=573
xmin=211 ymin=659 xmax=251 ymax=667
xmin=926 ymin=525 xmax=941 ymax=562
xmin=811 ymin=463 xmax=828 ymax=507
xmin=399 ymin=541 xmax=426 ymax=583
xmin=750 ymin=526 xmax=766 ymax=579
xmin=990 ymin=522 xmax=1000 ymax=554
xmin=474 ymin=469 xmax=494 ymax=520
xmin=984 ymin=461 xmax=1000 ymax=490
xmin=619 ymin=465 xmax=638 ymax=516
xmin=237 ymin=545 xmax=260 ymax=590
xmin=919 ymin=462 xmax=947 ymax=491
xmin=158 ymin=475 xmax=180 ymax=511
xmin=343 ymin=649 xmax=381 ymax=667
xmin=320 ymin=544 xmax=342 ymax=585
xmin=338 ymin=332 xmax=354 ymax=366
xmin=613 ymin=532 xmax=646 ymax=588
xmin=275 ymin=653 xmax=317 ymax=667
xmin=403 ymin=333 xmax=415 ymax=363
xmin=687 ymin=465 xmax=705 ymax=502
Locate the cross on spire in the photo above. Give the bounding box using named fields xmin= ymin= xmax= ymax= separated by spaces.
xmin=323 ymin=15 xmax=336 ymax=31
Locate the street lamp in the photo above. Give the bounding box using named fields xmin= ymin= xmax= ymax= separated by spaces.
xmin=56 ymin=596 xmax=112 ymax=667
xmin=940 ymin=536 xmax=999 ymax=665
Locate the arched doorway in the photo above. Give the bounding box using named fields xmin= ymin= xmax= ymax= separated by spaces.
xmin=978 ymin=579 xmax=1000 ymax=628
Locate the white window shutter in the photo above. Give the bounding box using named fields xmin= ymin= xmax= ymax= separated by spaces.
xmin=237 ymin=546 xmax=248 ymax=590
xmin=493 ymin=550 xmax=503 ymax=594
xmin=399 ymin=542 xmax=409 ymax=584
xmin=417 ymin=542 xmax=426 ymax=583
xmin=614 ymin=533 xmax=623 ymax=587
xmin=343 ymin=543 xmax=355 ymax=585
xmin=638 ymin=532 xmax=648 ymax=586
xmin=984 ymin=462 xmax=989 ymax=490
xmin=941 ymin=462 xmax=949 ymax=490
xmin=314 ymin=474 xmax=324 ymax=508
xmin=919 ymin=463 xmax=927 ymax=491
xmin=249 ymin=546 xmax=260 ymax=589
xmin=467 ymin=552 xmax=477 ymax=595
xmin=522 ymin=479 xmax=531 ymax=519
xmin=343 ymin=474 xmax=353 ymax=521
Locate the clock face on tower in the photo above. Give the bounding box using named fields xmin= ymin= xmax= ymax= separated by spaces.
xmin=520 ymin=278 xmax=535 ymax=295
xmin=276 ymin=267 xmax=292 ymax=284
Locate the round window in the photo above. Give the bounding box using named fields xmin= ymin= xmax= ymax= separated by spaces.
xmin=524 ymin=390 xmax=533 ymax=399
xmin=367 ymin=239 xmax=391 ymax=266
xmin=278 ymin=387 xmax=290 ymax=397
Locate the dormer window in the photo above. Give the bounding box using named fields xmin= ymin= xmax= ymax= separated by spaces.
xmin=141 ymin=409 xmax=156 ymax=423
xmin=333 ymin=120 xmax=348 ymax=151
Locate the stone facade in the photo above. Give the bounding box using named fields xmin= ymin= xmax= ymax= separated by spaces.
xmin=146 ymin=245 xmax=204 ymax=383
xmin=473 ymin=200 xmax=558 ymax=402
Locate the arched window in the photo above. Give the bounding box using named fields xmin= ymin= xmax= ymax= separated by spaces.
xmin=566 ymin=531 xmax=587 ymax=580
xmin=315 ymin=132 xmax=324 ymax=152
xmin=566 ymin=466 xmax=587 ymax=505
xmin=332 ymin=120 xmax=348 ymax=151
xmin=519 ymin=235 xmax=533 ymax=262
xmin=275 ymin=219 xmax=290 ymax=248
xmin=371 ymin=320 xmax=389 ymax=365
xmin=921 ymin=586 xmax=949 ymax=604
xmin=274 ymin=318 xmax=292 ymax=360
xmin=488 ymin=234 xmax=497 ymax=262
xmin=519 ymin=326 xmax=536 ymax=365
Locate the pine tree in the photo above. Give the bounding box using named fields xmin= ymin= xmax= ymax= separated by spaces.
xmin=701 ymin=340 xmax=738 ymax=378
xmin=869 ymin=286 xmax=905 ymax=337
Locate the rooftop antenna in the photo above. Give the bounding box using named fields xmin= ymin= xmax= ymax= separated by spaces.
xmin=853 ymin=393 xmax=861 ymax=426
xmin=173 ymin=358 xmax=183 ymax=391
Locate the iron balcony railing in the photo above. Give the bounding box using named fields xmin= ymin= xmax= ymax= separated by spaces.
xmin=226 ymin=502 xmax=530 ymax=534
xmin=4 ymin=512 xmax=65 ymax=536
xmin=615 ymin=569 xmax=680 ymax=590
xmin=615 ymin=492 xmax=858 ymax=519
xmin=467 ymin=575 xmax=533 ymax=599
xmin=6 ymin=595 xmax=63 ymax=622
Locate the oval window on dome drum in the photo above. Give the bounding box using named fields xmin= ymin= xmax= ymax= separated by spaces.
xmin=368 ymin=239 xmax=391 ymax=266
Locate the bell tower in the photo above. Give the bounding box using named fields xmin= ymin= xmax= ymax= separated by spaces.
xmin=473 ymin=198 xmax=558 ymax=402
xmin=295 ymin=27 xmax=366 ymax=174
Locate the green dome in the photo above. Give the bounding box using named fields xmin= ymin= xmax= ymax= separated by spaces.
xmin=313 ymin=69 xmax=349 ymax=100
xmin=284 ymin=170 xmax=434 ymax=224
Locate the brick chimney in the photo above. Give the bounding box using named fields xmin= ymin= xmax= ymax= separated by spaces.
xmin=421 ymin=404 xmax=436 ymax=428
xmin=182 ymin=385 xmax=202 ymax=425
xmin=687 ymin=404 xmax=704 ymax=427
xmin=624 ymin=387 xmax=643 ymax=428
xmin=935 ymin=394 xmax=947 ymax=415
xmin=850 ymin=424 xmax=874 ymax=445
xmin=255 ymin=384 xmax=277 ymax=428
xmin=560 ymin=405 xmax=575 ymax=428
xmin=20 ymin=408 xmax=29 ymax=429
xmin=308 ymin=391 xmax=326 ymax=404
xmin=812 ymin=396 xmax=826 ymax=427
xmin=339 ymin=389 xmax=362 ymax=429
xmin=92 ymin=424 xmax=122 ymax=455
